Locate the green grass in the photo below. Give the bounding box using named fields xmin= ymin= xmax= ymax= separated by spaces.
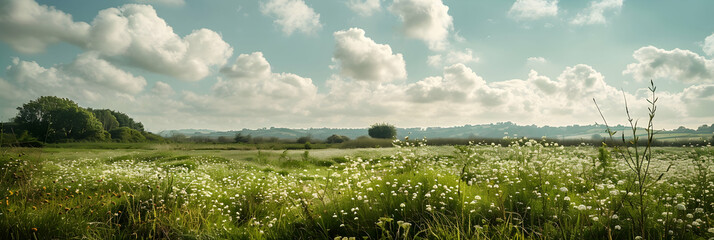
xmin=0 ymin=140 xmax=712 ymax=239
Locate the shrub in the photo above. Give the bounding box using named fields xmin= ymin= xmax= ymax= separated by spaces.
xmin=326 ymin=134 xmax=350 ymax=143
xmin=109 ymin=127 xmax=146 ymax=142
xmin=368 ymin=123 xmax=397 ymax=139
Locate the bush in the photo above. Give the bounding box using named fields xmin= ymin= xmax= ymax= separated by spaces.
xmin=109 ymin=127 xmax=146 ymax=142
xmin=326 ymin=134 xmax=350 ymax=143
xmin=234 ymin=133 xmax=252 ymax=143
xmin=368 ymin=123 xmax=396 ymax=139
xmin=296 ymin=136 xmax=312 ymax=144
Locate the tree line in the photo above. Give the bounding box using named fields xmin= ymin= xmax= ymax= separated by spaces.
xmin=1 ymin=96 xmax=162 ymax=145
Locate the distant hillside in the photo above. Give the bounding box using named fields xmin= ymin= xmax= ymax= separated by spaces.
xmin=158 ymin=122 xmax=714 ymax=142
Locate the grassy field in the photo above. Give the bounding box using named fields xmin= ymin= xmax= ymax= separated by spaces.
xmin=1 ymin=140 xmax=712 ymax=239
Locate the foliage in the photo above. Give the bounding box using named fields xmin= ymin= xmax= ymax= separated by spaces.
xmin=109 ymin=127 xmax=146 ymax=143
xmin=90 ymin=109 xmax=120 ymax=131
xmin=368 ymin=123 xmax=397 ymax=139
xmin=234 ymin=133 xmax=252 ymax=143
xmin=326 ymin=134 xmax=350 ymax=143
xmin=297 ymin=136 xmax=312 ymax=144
xmin=13 ymin=96 xmax=108 ymax=142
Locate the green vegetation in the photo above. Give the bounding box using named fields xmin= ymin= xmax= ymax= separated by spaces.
xmin=369 ymin=123 xmax=397 ymax=139
xmin=4 ymin=96 xmax=161 ymax=144
xmin=1 ymin=140 xmax=712 ymax=239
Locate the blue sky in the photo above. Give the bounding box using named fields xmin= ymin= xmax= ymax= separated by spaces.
xmin=1 ymin=0 xmax=713 ymax=131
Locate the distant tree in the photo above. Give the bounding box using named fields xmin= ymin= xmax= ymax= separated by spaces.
xmin=234 ymin=133 xmax=252 ymax=143
xmin=217 ymin=136 xmax=232 ymax=143
xmin=297 ymin=136 xmax=312 ymax=144
xmin=326 ymin=134 xmax=350 ymax=143
xmin=109 ymin=127 xmax=146 ymax=142
xmin=14 ymin=96 xmax=108 ymax=142
xmin=368 ymin=123 xmax=396 ymax=139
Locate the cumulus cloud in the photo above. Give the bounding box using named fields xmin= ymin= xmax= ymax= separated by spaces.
xmin=214 ymin=52 xmax=318 ymax=108
xmin=623 ymin=46 xmax=714 ymax=83
xmin=87 ymin=5 xmax=233 ymax=81
xmin=680 ymin=84 xmax=714 ymax=118
xmin=571 ymin=0 xmax=623 ymax=25
xmin=704 ymin=33 xmax=714 ymax=57
xmin=427 ymin=48 xmax=478 ymax=67
xmin=407 ymin=63 xmax=484 ymax=103
xmin=0 ymin=1 xmax=233 ymax=81
xmin=348 ymin=0 xmax=381 ymax=16
xmin=261 ymin=0 xmax=322 ymax=35
xmin=508 ymin=0 xmax=558 ymax=21
xmin=5 ymin=54 xmax=146 ymax=104
xmin=389 ymin=0 xmax=453 ymax=50
xmin=151 ymin=81 xmax=175 ymax=97
xmin=332 ymin=28 xmax=407 ymax=82
xmin=0 ymin=0 xmax=90 ymax=53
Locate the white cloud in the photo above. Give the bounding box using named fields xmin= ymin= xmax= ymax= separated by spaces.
xmin=4 ymin=54 xmax=146 ymax=104
xmin=427 ymin=48 xmax=478 ymax=67
xmin=87 ymin=5 xmax=233 ymax=81
xmin=214 ymin=52 xmax=318 ymax=108
xmin=680 ymin=84 xmax=714 ymax=118
xmin=704 ymin=33 xmax=714 ymax=57
xmin=526 ymin=56 xmax=547 ymax=65
xmin=151 ymin=81 xmax=175 ymax=97
xmin=0 ymin=0 xmax=90 ymax=53
xmin=133 ymin=0 xmax=185 ymax=6
xmin=571 ymin=0 xmax=623 ymax=25
xmin=332 ymin=28 xmax=407 ymax=82
xmin=348 ymin=0 xmax=381 ymax=16
xmin=389 ymin=0 xmax=453 ymax=51
xmin=623 ymin=46 xmax=714 ymax=83
xmin=0 ymin=1 xmax=233 ymax=81
xmin=407 ymin=63 xmax=485 ymax=102
xmin=508 ymin=0 xmax=558 ymax=21
xmin=261 ymin=0 xmax=322 ymax=35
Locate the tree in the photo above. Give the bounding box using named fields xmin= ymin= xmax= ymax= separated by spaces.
xmin=91 ymin=109 xmax=120 ymax=131
xmin=14 ymin=96 xmax=107 ymax=142
xmin=109 ymin=110 xmax=144 ymax=131
xmin=234 ymin=133 xmax=252 ymax=143
xmin=326 ymin=134 xmax=350 ymax=143
xmin=368 ymin=123 xmax=397 ymax=139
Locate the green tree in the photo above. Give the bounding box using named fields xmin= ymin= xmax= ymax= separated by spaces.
xmin=109 ymin=110 xmax=144 ymax=131
xmin=14 ymin=96 xmax=107 ymax=142
xmin=91 ymin=109 xmax=120 ymax=131
xmin=109 ymin=127 xmax=146 ymax=142
xmin=368 ymin=123 xmax=397 ymax=139
xmin=234 ymin=133 xmax=252 ymax=143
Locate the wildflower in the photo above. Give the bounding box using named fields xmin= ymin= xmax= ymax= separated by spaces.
xmin=559 ymin=187 xmax=568 ymax=192
xmin=32 ymin=227 xmax=38 ymax=232
xmin=614 ymin=225 xmax=621 ymax=230
xmin=676 ymin=203 xmax=686 ymax=211
xmin=399 ymin=203 xmax=406 ymax=208
xmin=708 ymin=227 xmax=714 ymax=233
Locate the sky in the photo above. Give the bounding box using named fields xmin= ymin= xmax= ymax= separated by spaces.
xmin=0 ymin=0 xmax=713 ymax=132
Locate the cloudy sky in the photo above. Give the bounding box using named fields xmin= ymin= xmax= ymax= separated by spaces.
xmin=1 ymin=0 xmax=713 ymax=131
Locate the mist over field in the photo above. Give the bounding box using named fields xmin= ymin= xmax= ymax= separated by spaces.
xmin=1 ymin=0 xmax=714 ymax=239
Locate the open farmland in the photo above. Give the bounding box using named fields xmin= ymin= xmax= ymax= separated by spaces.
xmin=1 ymin=140 xmax=712 ymax=240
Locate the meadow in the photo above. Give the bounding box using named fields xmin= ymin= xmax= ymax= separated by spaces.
xmin=1 ymin=139 xmax=712 ymax=240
